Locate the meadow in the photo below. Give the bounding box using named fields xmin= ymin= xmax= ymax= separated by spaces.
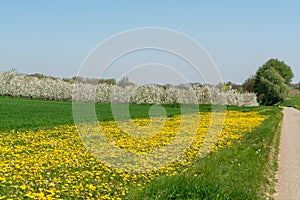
xmin=280 ymin=96 xmax=300 ymax=110
xmin=0 ymin=96 xmax=282 ymax=199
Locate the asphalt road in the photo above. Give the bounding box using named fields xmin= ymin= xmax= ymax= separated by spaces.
xmin=277 ymin=107 xmax=300 ymax=200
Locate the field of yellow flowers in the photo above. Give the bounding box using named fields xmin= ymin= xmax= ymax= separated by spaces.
xmin=0 ymin=109 xmax=266 ymax=199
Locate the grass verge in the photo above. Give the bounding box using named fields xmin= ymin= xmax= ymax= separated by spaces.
xmin=281 ymin=96 xmax=300 ymax=110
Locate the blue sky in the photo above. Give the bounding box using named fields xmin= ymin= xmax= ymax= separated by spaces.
xmin=0 ymin=0 xmax=299 ymax=84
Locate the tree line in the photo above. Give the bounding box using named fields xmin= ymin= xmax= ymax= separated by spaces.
xmin=21 ymin=58 xmax=297 ymax=106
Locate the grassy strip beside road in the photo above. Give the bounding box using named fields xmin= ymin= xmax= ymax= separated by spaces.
xmin=281 ymin=96 xmax=300 ymax=110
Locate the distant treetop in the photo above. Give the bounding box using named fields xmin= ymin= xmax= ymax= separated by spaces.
xmin=253 ymin=58 xmax=294 ymax=105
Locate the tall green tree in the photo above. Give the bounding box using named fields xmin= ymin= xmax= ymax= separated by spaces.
xmin=260 ymin=58 xmax=294 ymax=85
xmin=254 ymin=58 xmax=293 ymax=105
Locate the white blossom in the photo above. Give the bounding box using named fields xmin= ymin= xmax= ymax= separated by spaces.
xmin=0 ymin=71 xmax=258 ymax=106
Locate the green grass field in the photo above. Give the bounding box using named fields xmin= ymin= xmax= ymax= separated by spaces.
xmin=0 ymin=96 xmax=211 ymax=132
xmin=0 ymin=96 xmax=267 ymax=132
xmin=0 ymin=96 xmax=282 ymax=199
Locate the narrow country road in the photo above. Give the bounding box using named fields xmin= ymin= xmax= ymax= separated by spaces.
xmin=277 ymin=107 xmax=300 ymax=200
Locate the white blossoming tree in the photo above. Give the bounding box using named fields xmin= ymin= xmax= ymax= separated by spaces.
xmin=0 ymin=71 xmax=258 ymax=106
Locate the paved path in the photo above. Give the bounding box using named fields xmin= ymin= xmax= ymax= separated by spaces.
xmin=277 ymin=107 xmax=300 ymax=200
